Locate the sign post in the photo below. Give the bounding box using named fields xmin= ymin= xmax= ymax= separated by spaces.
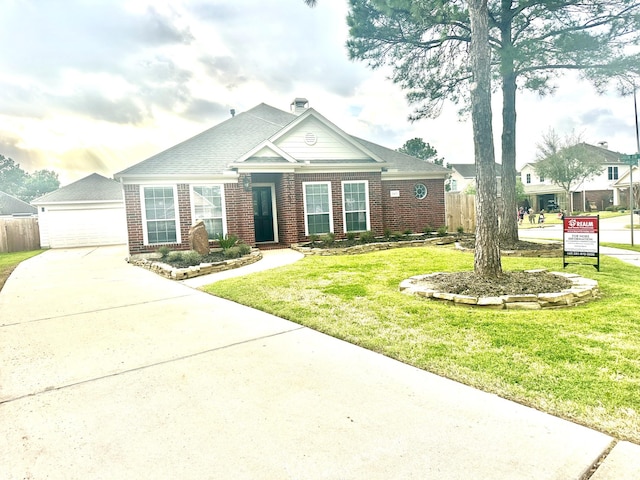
xmin=621 ymin=154 xmax=639 ymax=247
xmin=563 ymin=215 xmax=600 ymax=271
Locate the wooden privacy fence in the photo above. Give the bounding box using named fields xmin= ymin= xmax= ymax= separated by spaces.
xmin=445 ymin=192 xmax=476 ymax=233
xmin=0 ymin=217 xmax=41 ymax=253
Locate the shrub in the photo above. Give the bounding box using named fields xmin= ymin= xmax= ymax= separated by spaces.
xmin=403 ymin=229 xmax=413 ymax=236
xmin=216 ymin=233 xmax=238 ymax=250
xmin=224 ymin=246 xmax=242 ymax=259
xmin=157 ymin=245 xmax=170 ymax=259
xmin=167 ymin=251 xmax=183 ymax=263
xmin=308 ymin=234 xmax=319 ymax=244
xmin=605 ymin=206 xmax=616 ymax=212
xmin=456 ymin=226 xmax=465 ymax=234
xmin=436 ymin=226 xmax=448 ymax=237
xmin=182 ymin=250 xmax=203 ymax=266
xmin=359 ymin=230 xmax=376 ymax=244
xmin=423 ymin=225 xmax=434 ymax=234
xmin=383 ymin=228 xmax=392 ymax=239
xmin=237 ymin=242 xmax=251 ymax=256
xmin=346 ymin=231 xmax=357 ymax=241
xmin=321 ymin=232 xmax=336 ymax=246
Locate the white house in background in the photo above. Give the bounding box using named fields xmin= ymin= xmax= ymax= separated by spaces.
xmin=32 ymin=173 xmax=127 ymax=248
xmin=448 ymin=163 xmax=502 ymax=193
xmin=612 ymin=165 xmax=639 ymax=209
xmin=520 ymin=142 xmax=630 ymax=212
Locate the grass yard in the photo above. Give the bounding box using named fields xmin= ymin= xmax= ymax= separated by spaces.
xmin=203 ymin=246 xmax=640 ymax=443
xmin=0 ymin=250 xmax=43 ymax=292
xmin=518 ymin=210 xmax=626 ymax=229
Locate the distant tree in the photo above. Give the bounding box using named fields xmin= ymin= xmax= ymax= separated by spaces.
xmin=0 ymin=154 xmax=59 ymax=201
xmin=397 ymin=138 xmax=444 ymax=165
xmin=533 ymin=130 xmax=604 ymax=212
xmin=21 ymin=170 xmax=60 ymax=202
xmin=0 ymin=154 xmax=28 ymax=197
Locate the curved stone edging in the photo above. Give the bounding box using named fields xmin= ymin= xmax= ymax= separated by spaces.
xmin=291 ymin=236 xmax=457 ymax=256
xmin=128 ymin=250 xmax=262 ymax=280
xmin=399 ymin=270 xmax=599 ymax=309
xmin=455 ymin=242 xmax=563 ymax=258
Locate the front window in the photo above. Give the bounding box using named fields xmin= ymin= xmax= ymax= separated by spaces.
xmin=303 ymin=182 xmax=333 ymax=235
xmin=342 ymin=181 xmax=370 ymax=232
xmin=143 ymin=186 xmax=179 ymax=244
xmin=450 ymin=179 xmax=457 ymax=191
xmin=526 ymin=173 xmax=531 ymax=184
xmin=192 ymin=185 xmax=225 ymax=239
xmin=539 ymin=176 xmax=545 ymax=182
xmin=608 ymin=166 xmax=618 ymax=180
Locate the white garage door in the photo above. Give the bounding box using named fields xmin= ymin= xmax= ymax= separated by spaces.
xmin=47 ymin=207 xmax=127 ymax=248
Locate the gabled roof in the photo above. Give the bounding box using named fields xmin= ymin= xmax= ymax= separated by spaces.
xmin=580 ymin=143 xmax=626 ymax=163
xmin=32 ymin=173 xmax=123 ymax=204
xmin=0 ymin=191 xmax=37 ymax=215
xmin=115 ymin=102 xmax=450 ymax=179
xmin=449 ymin=163 xmax=502 ymax=178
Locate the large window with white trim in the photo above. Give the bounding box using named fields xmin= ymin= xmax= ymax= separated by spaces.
xmin=192 ymin=185 xmax=225 ymax=239
xmin=142 ymin=186 xmax=179 ymax=244
xmin=342 ymin=180 xmax=370 ymax=232
xmin=303 ymin=182 xmax=333 ymax=235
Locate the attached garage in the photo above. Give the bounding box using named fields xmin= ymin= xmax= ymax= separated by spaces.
xmin=32 ymin=173 xmax=127 ymax=249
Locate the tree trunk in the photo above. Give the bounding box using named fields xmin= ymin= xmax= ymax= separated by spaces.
xmin=468 ymin=0 xmax=502 ymax=277
xmin=500 ymin=24 xmax=518 ymax=245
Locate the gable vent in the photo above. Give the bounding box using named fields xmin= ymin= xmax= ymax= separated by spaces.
xmin=304 ymin=132 xmax=317 ymax=146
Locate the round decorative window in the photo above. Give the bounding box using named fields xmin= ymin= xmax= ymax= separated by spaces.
xmin=414 ymin=183 xmax=427 ymax=199
xmin=304 ymin=132 xmax=317 ymax=146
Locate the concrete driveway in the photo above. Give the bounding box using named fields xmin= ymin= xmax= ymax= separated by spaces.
xmin=1 ymin=246 xmax=638 ymax=479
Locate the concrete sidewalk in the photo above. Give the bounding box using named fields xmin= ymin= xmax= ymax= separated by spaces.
xmin=1 ymin=245 xmax=639 ymax=479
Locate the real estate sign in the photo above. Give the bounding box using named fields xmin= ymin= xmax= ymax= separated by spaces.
xmin=563 ymin=216 xmax=599 ymax=271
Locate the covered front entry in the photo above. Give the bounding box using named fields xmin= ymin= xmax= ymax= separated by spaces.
xmin=252 ymin=184 xmax=278 ymax=243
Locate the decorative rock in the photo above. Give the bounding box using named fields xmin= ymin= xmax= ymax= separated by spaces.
xmin=476 ymin=297 xmax=504 ymax=306
xmin=189 ymin=220 xmax=210 ymax=255
xmin=505 ymin=302 xmax=542 ymax=310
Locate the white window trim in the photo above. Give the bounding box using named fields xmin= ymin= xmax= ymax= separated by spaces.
xmin=302 ymin=181 xmax=334 ymax=236
xmin=141 ymin=185 xmax=181 ymax=246
xmin=253 ymin=182 xmax=279 ymax=243
xmin=341 ymin=180 xmax=370 ymax=233
xmin=190 ymin=184 xmax=228 ymax=239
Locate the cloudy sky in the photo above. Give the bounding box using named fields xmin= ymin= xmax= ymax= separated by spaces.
xmin=1 ymin=0 xmax=638 ymax=185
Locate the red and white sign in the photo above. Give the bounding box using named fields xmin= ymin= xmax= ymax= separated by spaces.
xmin=564 ymin=216 xmax=599 ymax=257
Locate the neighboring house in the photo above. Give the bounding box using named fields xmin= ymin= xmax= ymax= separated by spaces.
xmin=114 ymin=99 xmax=449 ymax=255
xmin=0 ymin=191 xmax=37 ymax=216
xmin=612 ymin=165 xmax=639 ymax=209
xmin=521 ymin=142 xmax=630 ymax=212
xmin=448 ymin=163 xmax=502 ymax=193
xmin=32 ymin=173 xmax=127 ymax=248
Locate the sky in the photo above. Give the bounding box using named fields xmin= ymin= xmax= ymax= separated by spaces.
xmin=1 ymin=0 xmax=638 ymax=186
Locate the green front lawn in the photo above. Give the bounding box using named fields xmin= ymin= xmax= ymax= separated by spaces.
xmin=0 ymin=250 xmax=43 ymax=291
xmin=203 ymin=246 xmax=640 ymax=442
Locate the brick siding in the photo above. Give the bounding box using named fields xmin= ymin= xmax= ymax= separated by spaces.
xmin=381 ymin=179 xmax=446 ymax=233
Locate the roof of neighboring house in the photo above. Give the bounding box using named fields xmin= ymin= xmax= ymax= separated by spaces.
xmin=115 ymin=102 xmax=449 ymax=178
xmin=522 ymin=143 xmax=626 ymax=171
xmin=0 ymin=191 xmax=37 ymax=215
xmin=449 ymin=163 xmax=502 ymax=178
xmin=31 ymin=173 xmax=123 ymax=204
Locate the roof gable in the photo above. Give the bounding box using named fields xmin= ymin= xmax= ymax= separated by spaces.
xmin=0 ymin=191 xmax=37 ymax=215
xmin=450 ymin=163 xmax=502 ymax=178
xmin=32 ymin=173 xmax=123 ymax=204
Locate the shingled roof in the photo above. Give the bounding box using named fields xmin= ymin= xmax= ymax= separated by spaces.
xmin=115 ymin=103 xmax=450 ymax=178
xmin=31 ymin=173 xmax=123 ymax=204
xmin=0 ymin=191 xmax=37 ymax=215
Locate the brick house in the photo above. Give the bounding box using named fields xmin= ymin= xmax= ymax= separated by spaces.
xmin=114 ymin=99 xmax=449 ymax=255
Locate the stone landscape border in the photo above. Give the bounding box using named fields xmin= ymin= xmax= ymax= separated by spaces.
xmin=291 ymin=236 xmax=456 ymax=256
xmin=399 ymin=270 xmax=599 ymax=309
xmin=128 ymin=250 xmax=262 ymax=280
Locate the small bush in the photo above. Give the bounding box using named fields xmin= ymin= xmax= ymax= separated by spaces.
xmin=383 ymin=228 xmax=392 ymax=239
xmin=436 ymin=226 xmax=448 ymax=237
xmin=403 ymin=229 xmax=413 ymax=236
xmin=456 ymin=226 xmax=465 ymax=234
xmin=182 ymin=250 xmax=203 ymax=266
xmin=346 ymin=231 xmax=357 ymax=241
xmin=167 ymin=251 xmax=184 ymax=263
xmin=423 ymin=225 xmax=434 ymax=234
xmin=216 ymin=233 xmax=238 ymax=250
xmin=308 ymin=234 xmax=319 ymax=244
xmin=237 ymin=242 xmax=251 ymax=256
xmin=359 ymin=230 xmax=376 ymax=244
xmin=605 ymin=206 xmax=616 ymax=212
xmin=157 ymin=245 xmax=170 ymax=259
xmin=224 ymin=246 xmax=242 ymax=259
xmin=321 ymin=232 xmax=336 ymax=246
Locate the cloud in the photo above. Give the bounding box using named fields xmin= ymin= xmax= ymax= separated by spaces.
xmin=182 ymin=99 xmax=229 ymax=122
xmin=57 ymin=91 xmax=148 ymax=125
